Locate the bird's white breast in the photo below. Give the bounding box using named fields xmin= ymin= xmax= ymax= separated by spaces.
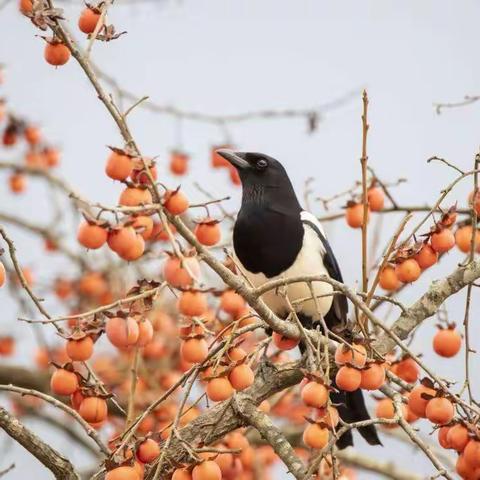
xmin=236 ymin=212 xmax=333 ymax=319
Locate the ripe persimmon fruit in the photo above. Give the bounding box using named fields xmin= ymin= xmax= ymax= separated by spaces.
xmin=192 ymin=460 xmax=222 ymax=480
xmin=228 ymin=364 xmax=255 ymax=391
xmin=425 ymin=397 xmax=454 ymax=425
xmin=178 ymin=291 xmax=208 ymax=317
xmin=136 ymin=319 xmax=154 ymax=347
xmin=301 ymin=381 xmax=328 ymax=408
xmin=181 ymin=338 xmax=209 ymax=363
xmin=206 ymin=377 xmax=234 ymax=402
xmin=334 ymin=343 xmax=367 ymax=368
xmin=108 ymin=226 xmax=137 ymax=254
xmin=272 ymin=331 xmax=300 ymax=350
xmin=172 ymin=469 xmax=193 ymax=480
xmin=345 ymin=203 xmax=369 ymax=229
xmin=119 ymin=187 xmax=152 ymax=207
xmin=164 ymin=190 xmax=189 ymax=215
xmin=393 ymin=357 xmax=419 ymax=383
xmin=78 ymin=7 xmax=101 ymax=34
xmin=77 ymin=222 xmax=108 ymax=249
xmin=117 ymin=234 xmax=145 ymax=261
xmin=24 ymin=126 xmax=41 ymax=145
xmin=44 ymin=41 xmax=71 ymax=66
xmin=414 ymin=243 xmax=438 ymax=269
xmin=50 ymin=368 xmax=79 ymax=396
xmin=455 ymin=225 xmax=480 ymax=253
xmin=170 ymin=150 xmax=189 ymax=175
xmin=431 ymin=228 xmax=455 ymax=253
xmin=367 ymin=187 xmax=385 ymax=211
xmin=106 ymin=316 xmax=139 ymax=349
xmin=335 ymin=366 xmax=361 ymax=392
xmin=79 ymin=396 xmax=108 ymax=423
xmin=131 ymin=215 xmax=154 ymax=240
xmin=447 ymin=423 xmax=469 ymax=453
xmin=303 ymin=423 xmax=329 ymax=449
xmin=408 ymin=384 xmax=436 ymax=417
xmin=379 ymin=266 xmax=401 ymax=291
xmin=9 ymin=173 xmax=26 ymax=193
xmin=464 ymin=439 xmax=480 ymax=468
xmin=359 ymin=362 xmax=386 ymax=390
xmin=105 ymin=150 xmax=133 ymax=181
xmin=438 ymin=425 xmax=451 ymax=449
xmin=163 ymin=255 xmax=200 ymax=288
xmin=220 ymin=290 xmax=246 ymax=316
xmin=433 ymin=327 xmax=461 ymax=358
xmin=0 ymin=263 xmax=5 ymax=287
xmin=19 ymin=0 xmax=33 ymax=14
xmin=105 ymin=466 xmax=140 ymax=480
xmin=66 ymin=336 xmax=94 ymax=361
xmin=136 ymin=438 xmax=160 ymax=463
xmin=195 ymin=220 xmax=221 ymax=246
xmin=395 ymin=258 xmax=421 ymax=283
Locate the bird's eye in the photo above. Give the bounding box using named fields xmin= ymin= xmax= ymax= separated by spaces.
xmin=256 ymin=159 xmax=268 ymax=170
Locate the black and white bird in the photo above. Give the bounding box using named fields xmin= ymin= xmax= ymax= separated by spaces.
xmin=217 ymin=149 xmax=381 ymax=449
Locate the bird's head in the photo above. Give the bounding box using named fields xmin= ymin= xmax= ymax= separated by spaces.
xmin=216 ymin=149 xmax=301 ymax=212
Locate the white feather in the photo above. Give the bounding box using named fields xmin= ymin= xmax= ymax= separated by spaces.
xmin=235 ymin=211 xmax=333 ymax=319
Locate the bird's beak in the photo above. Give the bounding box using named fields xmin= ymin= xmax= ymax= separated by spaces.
xmin=216 ymin=149 xmax=250 ymax=170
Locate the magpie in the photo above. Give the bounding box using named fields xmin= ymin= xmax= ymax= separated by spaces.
xmin=217 ymin=149 xmax=381 ymax=449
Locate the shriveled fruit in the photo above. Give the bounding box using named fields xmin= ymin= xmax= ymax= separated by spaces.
xmin=334 ymin=343 xmax=367 ymax=368
xmin=105 ymin=466 xmax=140 ymax=480
xmin=192 ymin=460 xmax=221 ymax=480
xmin=317 ymin=406 xmax=340 ymax=429
xmin=50 ymin=368 xmax=78 ymax=396
xmin=178 ymin=291 xmax=208 ymax=317
xmin=130 ymin=163 xmax=157 ymax=184
xmin=272 ymin=331 xmax=299 ymax=350
xmin=431 ymin=228 xmax=455 ymax=253
xmin=66 ymin=336 xmax=94 ymax=361
xmin=345 ymin=203 xmax=369 ymax=228
xmin=303 ymin=423 xmax=329 ymax=449
xmin=181 ymin=338 xmax=209 ymax=363
xmin=195 ymin=220 xmax=221 ymax=246
xmin=106 ymin=316 xmax=140 ymax=349
xmin=360 ymin=363 xmax=386 ymax=390
xmin=164 ymin=190 xmax=189 ymax=215
xmin=433 ymin=328 xmax=461 ymax=358
xmin=77 ymin=222 xmax=108 ymax=249
xmin=379 ymin=265 xmax=401 ymax=291
xmin=78 ymin=7 xmax=101 ymax=34
xmin=119 ymin=187 xmax=152 ymax=207
xmin=367 ymin=187 xmax=385 ymax=211
xmin=469 ymin=189 xmax=480 ymax=216
xmin=414 ymin=244 xmax=438 ymax=269
xmin=425 ymin=397 xmax=455 ymax=425
xmin=447 ymin=424 xmax=469 ymax=453
xmin=229 ymin=364 xmax=255 ymax=391
xmin=79 ymin=396 xmax=108 ymax=423
xmin=335 ymin=366 xmax=361 ymax=392
xmin=395 ymin=258 xmax=421 ymax=283
xmin=44 ymin=41 xmax=70 ymax=66
xmin=105 ymin=150 xmax=133 ymax=181
xmin=137 ymin=438 xmax=160 ymax=463
xmin=455 ymin=225 xmax=480 ymax=253
xmin=301 ymin=381 xmax=328 ymax=408
xmin=408 ymin=384 xmax=436 ymax=417
xmin=206 ymin=377 xmax=234 ymax=402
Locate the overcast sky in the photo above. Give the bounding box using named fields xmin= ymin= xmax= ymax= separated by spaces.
xmin=1 ymin=1 xmax=479 ymax=478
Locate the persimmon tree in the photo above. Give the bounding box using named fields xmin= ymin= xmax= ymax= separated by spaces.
xmin=0 ymin=1 xmax=479 ymax=480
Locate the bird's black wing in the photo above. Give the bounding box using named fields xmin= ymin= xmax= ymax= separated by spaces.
xmin=301 ymin=214 xmax=348 ymax=331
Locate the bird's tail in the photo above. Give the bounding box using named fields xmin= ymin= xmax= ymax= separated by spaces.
xmin=331 ymin=388 xmax=382 ymax=449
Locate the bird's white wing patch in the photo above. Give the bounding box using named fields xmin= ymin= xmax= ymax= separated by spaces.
xmin=300 ymin=211 xmax=326 ymax=237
